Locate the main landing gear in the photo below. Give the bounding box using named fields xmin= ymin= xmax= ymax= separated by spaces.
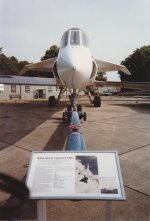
xmin=93 ymin=93 xmax=101 ymax=107
xmin=48 ymin=86 xmax=66 ymax=107
xmin=48 ymin=96 xmax=57 ymax=107
xmin=84 ymin=87 xmax=101 ymax=108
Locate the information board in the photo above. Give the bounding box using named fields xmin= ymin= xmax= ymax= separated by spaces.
xmin=26 ymin=151 xmax=125 ymax=200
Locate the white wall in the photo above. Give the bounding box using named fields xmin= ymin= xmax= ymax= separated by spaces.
xmin=0 ymin=85 xmax=12 ymax=100
xmin=0 ymin=84 xmax=59 ymax=101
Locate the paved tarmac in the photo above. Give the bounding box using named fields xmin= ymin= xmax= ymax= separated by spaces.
xmin=0 ymin=97 xmax=150 ymax=221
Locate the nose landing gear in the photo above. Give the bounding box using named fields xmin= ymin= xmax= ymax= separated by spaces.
xmin=63 ymin=89 xmax=87 ymax=122
xmin=63 ymin=105 xmax=86 ymax=122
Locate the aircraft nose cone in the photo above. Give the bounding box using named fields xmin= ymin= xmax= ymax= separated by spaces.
xmin=66 ymin=58 xmax=78 ymax=72
xmin=57 ymin=50 xmax=93 ymax=89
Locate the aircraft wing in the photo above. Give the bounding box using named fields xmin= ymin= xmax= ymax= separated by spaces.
xmin=20 ymin=57 xmax=57 ymax=75
xmin=94 ymin=81 xmax=150 ymax=91
xmin=95 ymin=59 xmax=131 ymax=75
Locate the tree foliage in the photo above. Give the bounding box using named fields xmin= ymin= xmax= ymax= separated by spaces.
xmin=41 ymin=45 xmax=59 ymax=61
xmin=0 ymin=53 xmax=29 ymax=75
xmin=119 ymin=45 xmax=150 ymax=82
xmin=0 ymin=47 xmax=3 ymax=54
xmin=0 ymin=54 xmax=19 ymax=75
xmin=0 ymin=45 xmax=59 ymax=77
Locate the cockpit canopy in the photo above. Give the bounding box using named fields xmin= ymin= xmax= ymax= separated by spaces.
xmin=60 ymin=28 xmax=90 ymax=48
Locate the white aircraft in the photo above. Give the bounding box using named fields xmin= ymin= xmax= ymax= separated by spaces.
xmin=20 ymin=27 xmax=131 ymax=108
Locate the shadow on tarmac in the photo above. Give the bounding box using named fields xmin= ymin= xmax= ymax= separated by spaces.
xmin=44 ymin=124 xmax=67 ymax=151
xmin=110 ymin=102 xmax=150 ymax=114
xmin=0 ymin=101 xmax=67 ymax=150
xmin=0 ymin=100 xmax=68 ymax=220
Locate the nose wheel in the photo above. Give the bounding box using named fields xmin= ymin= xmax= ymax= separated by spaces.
xmin=62 ymin=110 xmax=87 ymax=122
xmin=63 ymin=104 xmax=86 ymax=122
xmin=63 ymin=89 xmax=87 ymax=122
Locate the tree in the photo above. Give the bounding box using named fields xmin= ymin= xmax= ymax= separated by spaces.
xmin=0 ymin=54 xmax=19 ymax=75
xmin=9 ymin=56 xmax=18 ymax=68
xmin=0 ymin=47 xmax=3 ymax=54
xmin=119 ymin=45 xmax=150 ymax=82
xmin=17 ymin=60 xmax=29 ymax=70
xmin=95 ymin=72 xmax=107 ymax=81
xmin=0 ymin=53 xmax=29 ymax=76
xmin=41 ymin=45 xmax=59 ymax=61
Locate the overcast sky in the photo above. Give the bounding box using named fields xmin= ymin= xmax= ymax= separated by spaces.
xmin=0 ymin=0 xmax=150 ymax=80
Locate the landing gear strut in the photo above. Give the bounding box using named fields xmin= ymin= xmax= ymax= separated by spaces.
xmin=84 ymin=87 xmax=101 ymax=108
xmin=69 ymin=89 xmax=78 ymax=111
xmin=63 ymin=89 xmax=87 ymax=122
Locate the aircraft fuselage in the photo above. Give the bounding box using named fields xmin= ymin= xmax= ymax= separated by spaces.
xmin=54 ymin=28 xmax=97 ymax=89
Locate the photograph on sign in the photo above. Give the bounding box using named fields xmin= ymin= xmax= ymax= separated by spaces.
xmin=75 ymin=155 xmax=99 ymax=194
xmin=26 ymin=151 xmax=125 ymax=200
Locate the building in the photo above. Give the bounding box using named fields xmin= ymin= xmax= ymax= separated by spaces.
xmin=0 ymin=75 xmax=59 ymax=101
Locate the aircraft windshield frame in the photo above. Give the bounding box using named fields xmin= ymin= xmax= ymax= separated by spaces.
xmin=60 ymin=31 xmax=69 ymax=48
xmin=60 ymin=28 xmax=90 ymax=48
xmin=70 ymin=31 xmax=80 ymax=46
xmin=82 ymin=31 xmax=89 ymax=47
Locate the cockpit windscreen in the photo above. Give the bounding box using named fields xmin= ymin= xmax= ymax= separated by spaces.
xmin=82 ymin=31 xmax=89 ymax=47
xmin=60 ymin=28 xmax=90 ymax=48
xmin=70 ymin=31 xmax=80 ymax=46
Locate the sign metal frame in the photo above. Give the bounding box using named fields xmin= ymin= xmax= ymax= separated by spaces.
xmin=26 ymin=151 xmax=126 ymax=201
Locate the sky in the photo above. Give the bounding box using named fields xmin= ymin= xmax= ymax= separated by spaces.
xmin=0 ymin=0 xmax=150 ymax=81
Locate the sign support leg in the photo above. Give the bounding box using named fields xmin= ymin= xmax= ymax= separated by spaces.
xmin=106 ymin=201 xmax=112 ymax=221
xmin=37 ymin=200 xmax=47 ymax=221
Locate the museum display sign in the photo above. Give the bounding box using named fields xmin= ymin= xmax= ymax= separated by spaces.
xmin=26 ymin=151 xmax=125 ymax=200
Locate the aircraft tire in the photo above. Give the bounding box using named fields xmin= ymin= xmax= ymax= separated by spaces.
xmin=48 ymin=96 xmax=56 ymax=107
xmin=93 ymin=96 xmax=101 ymax=107
xmin=83 ymin=112 xmax=86 ymax=121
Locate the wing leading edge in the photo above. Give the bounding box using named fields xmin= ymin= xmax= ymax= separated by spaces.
xmin=95 ymin=59 xmax=131 ymax=75
xmin=19 ymin=57 xmax=57 ymax=75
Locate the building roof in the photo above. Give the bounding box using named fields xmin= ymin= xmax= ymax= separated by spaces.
xmin=0 ymin=75 xmax=57 ymax=86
